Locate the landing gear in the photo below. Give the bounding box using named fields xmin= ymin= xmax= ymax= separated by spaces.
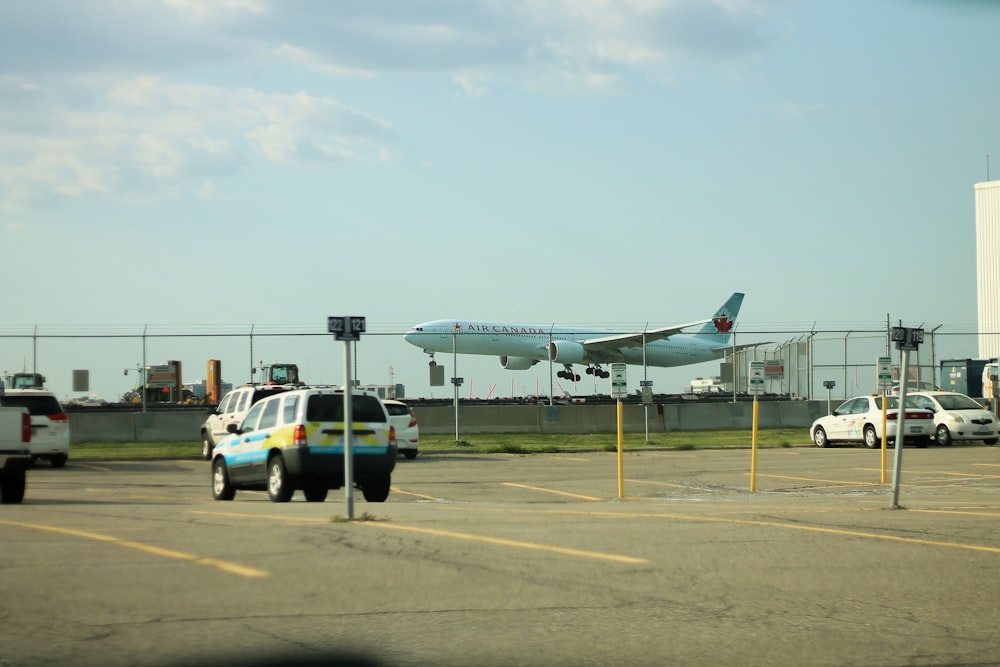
xmin=585 ymin=365 xmax=610 ymax=379
xmin=557 ymin=367 xmax=581 ymax=382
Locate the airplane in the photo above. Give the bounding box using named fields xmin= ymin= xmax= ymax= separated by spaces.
xmin=404 ymin=292 xmax=746 ymax=382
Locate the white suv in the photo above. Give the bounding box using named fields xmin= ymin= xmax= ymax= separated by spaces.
xmin=384 ymin=399 xmax=419 ymax=459
xmin=0 ymin=389 xmax=70 ymax=467
xmin=200 ymin=384 xmax=297 ymax=459
xmin=211 ymin=388 xmax=398 ymax=503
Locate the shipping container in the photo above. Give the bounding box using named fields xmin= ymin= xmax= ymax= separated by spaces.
xmin=939 ymin=358 xmax=989 ymax=397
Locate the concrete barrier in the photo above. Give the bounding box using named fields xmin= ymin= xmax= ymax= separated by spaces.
xmin=68 ymin=400 xmax=825 ymax=443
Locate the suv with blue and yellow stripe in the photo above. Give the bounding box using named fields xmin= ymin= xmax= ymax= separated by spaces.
xmin=211 ymin=388 xmax=397 ymax=503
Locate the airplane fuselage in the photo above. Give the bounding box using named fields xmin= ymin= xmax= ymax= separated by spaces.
xmin=404 ymin=320 xmax=725 ymax=368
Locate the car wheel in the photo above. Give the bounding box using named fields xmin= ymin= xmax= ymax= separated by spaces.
xmin=50 ymin=454 xmax=67 ymax=468
xmin=212 ymin=458 xmax=236 ymax=501
xmin=361 ymin=474 xmax=391 ymax=502
xmin=267 ymin=455 xmax=294 ymax=502
xmin=984 ymin=438 xmax=998 ymax=446
xmin=303 ymin=480 xmax=328 ymax=503
xmin=403 ymin=450 xmax=418 ymax=460
xmin=812 ymin=427 xmax=829 ymax=448
xmin=863 ymin=425 xmax=880 ymax=449
xmin=201 ymin=434 xmax=214 ymax=460
xmin=935 ymin=425 xmax=953 ymax=446
xmin=0 ymin=468 xmax=26 ymax=504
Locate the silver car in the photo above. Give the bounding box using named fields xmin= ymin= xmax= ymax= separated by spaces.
xmin=908 ymin=391 xmax=999 ymax=446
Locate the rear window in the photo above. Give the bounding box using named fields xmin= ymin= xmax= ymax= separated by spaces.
xmin=0 ymin=395 xmax=64 ymax=416
xmin=252 ymin=387 xmax=292 ymax=404
xmin=306 ymin=395 xmax=386 ymax=423
xmin=384 ymin=403 xmax=410 ymax=417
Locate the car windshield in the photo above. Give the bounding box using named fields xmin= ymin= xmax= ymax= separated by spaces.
xmin=875 ymin=396 xmax=923 ymax=410
xmin=934 ymin=394 xmax=984 ymax=410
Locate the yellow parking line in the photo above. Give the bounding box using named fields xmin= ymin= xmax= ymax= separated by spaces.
xmin=432 ymin=506 xmax=1000 ymax=556
xmin=626 ymin=479 xmax=714 ymax=491
xmin=190 ymin=510 xmax=327 ymax=523
xmin=753 ymin=473 xmax=874 ymax=486
xmin=191 ymin=510 xmax=647 ymax=564
xmin=0 ymin=519 xmax=268 ymax=578
xmin=502 ymin=482 xmax=603 ymax=502
xmin=361 ymin=522 xmax=648 ymax=564
xmin=390 ymin=487 xmax=440 ymax=501
xmin=909 ymin=508 xmax=1000 ymax=519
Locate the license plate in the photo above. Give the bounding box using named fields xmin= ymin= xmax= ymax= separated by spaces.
xmin=909 ymin=426 xmax=924 ymax=434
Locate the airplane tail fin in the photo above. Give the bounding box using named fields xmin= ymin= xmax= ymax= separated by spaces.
xmin=693 ymin=292 xmax=744 ymax=343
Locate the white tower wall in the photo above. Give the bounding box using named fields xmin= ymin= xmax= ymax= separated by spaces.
xmin=976 ymin=181 xmax=1000 ymax=359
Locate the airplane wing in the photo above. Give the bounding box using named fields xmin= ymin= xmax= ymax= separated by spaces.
xmin=712 ymin=341 xmax=773 ymax=354
xmin=580 ymin=319 xmax=712 ymax=352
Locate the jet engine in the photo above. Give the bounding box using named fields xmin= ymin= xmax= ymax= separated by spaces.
xmin=499 ymin=356 xmax=537 ymax=370
xmin=547 ymin=341 xmax=587 ymax=364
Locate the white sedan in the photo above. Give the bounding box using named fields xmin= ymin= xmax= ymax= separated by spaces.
xmin=811 ymin=394 xmax=933 ymax=449
xmin=908 ymin=391 xmax=999 ymax=446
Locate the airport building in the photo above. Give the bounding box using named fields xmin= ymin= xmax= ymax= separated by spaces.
xmin=976 ymin=180 xmax=1000 ymax=359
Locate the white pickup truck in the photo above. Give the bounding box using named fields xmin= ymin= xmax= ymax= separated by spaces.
xmin=0 ymin=400 xmax=32 ymax=504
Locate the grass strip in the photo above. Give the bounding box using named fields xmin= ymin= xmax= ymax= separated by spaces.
xmin=68 ymin=428 xmax=808 ymax=460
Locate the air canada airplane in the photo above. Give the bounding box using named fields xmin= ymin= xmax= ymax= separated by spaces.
xmin=404 ymin=292 xmax=746 ymax=382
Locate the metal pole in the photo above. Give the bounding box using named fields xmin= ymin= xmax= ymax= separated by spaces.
xmin=453 ymin=333 xmax=459 ymax=442
xmin=343 ymin=341 xmax=355 ymax=519
xmin=643 ymin=327 xmax=649 ymax=444
xmin=548 ymin=325 xmax=554 ymax=407
xmin=890 ymin=349 xmax=910 ymax=509
xmin=142 ymin=325 xmax=147 ymax=414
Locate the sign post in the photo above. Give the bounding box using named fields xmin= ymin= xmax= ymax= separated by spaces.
xmin=749 ymin=361 xmax=764 ymax=491
xmin=610 ymin=363 xmax=627 ymax=498
xmin=877 ymin=356 xmax=892 ymax=482
xmin=328 ymin=315 xmax=366 ymax=520
xmin=888 ymin=327 xmax=924 ymax=508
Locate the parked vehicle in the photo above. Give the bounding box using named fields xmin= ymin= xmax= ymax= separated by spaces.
xmin=384 ymin=399 xmax=419 ymax=459
xmin=200 ymin=383 xmax=298 ymax=460
xmin=211 ymin=388 xmax=397 ymax=503
xmin=0 ymin=389 xmax=70 ymax=467
xmin=811 ymin=394 xmax=933 ymax=448
xmin=908 ymin=391 xmax=999 ymax=446
xmin=0 ymin=387 xmax=32 ymax=503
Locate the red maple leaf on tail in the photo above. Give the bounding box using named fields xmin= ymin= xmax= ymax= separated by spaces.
xmin=713 ymin=316 xmax=733 ymax=333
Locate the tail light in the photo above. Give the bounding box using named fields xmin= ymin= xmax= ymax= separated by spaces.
xmin=21 ymin=413 xmax=31 ymax=443
xmin=408 ymin=409 xmax=418 ymax=428
xmin=293 ymin=424 xmax=307 ymax=446
xmin=389 ymin=425 xmax=397 ymax=446
xmin=49 ymin=412 xmax=69 ymax=423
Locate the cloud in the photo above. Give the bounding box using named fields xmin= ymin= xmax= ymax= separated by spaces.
xmin=0 ymin=76 xmax=396 ymax=208
xmin=0 ymin=0 xmax=778 ymax=207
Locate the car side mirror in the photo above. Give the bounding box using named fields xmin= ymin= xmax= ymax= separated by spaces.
xmin=227 ymin=423 xmax=240 ymax=434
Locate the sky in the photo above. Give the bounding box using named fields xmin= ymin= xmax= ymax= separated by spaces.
xmin=1 ymin=0 xmax=998 ymax=403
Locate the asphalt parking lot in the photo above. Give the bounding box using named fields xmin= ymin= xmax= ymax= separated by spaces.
xmin=2 ymin=444 xmax=1000 ymax=667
